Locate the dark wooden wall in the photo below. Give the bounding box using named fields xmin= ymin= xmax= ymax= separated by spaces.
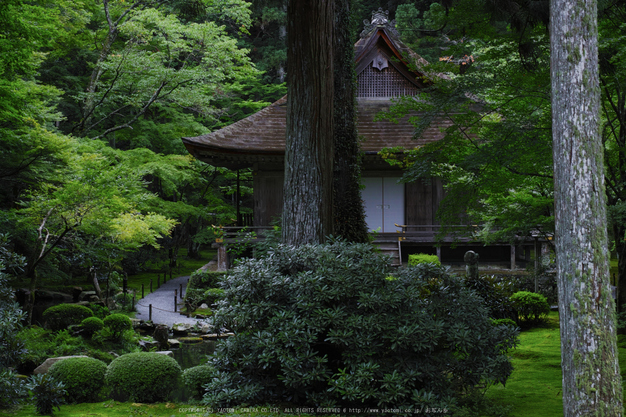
xmin=254 ymin=171 xmax=284 ymax=226
xmin=253 ymin=171 xmax=444 ymax=227
xmin=405 ymin=178 xmax=444 ymax=225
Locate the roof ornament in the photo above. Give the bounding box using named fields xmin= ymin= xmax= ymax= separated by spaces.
xmin=361 ymin=8 xmax=399 ymax=39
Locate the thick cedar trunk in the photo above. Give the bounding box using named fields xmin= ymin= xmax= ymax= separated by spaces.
xmin=550 ymin=0 xmax=623 ymax=414
xmin=282 ymin=0 xmax=334 ymax=245
xmin=332 ymin=0 xmax=369 ymax=243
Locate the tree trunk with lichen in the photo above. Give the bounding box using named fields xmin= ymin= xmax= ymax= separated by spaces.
xmin=550 ymin=0 xmax=623 ymax=414
xmin=282 ymin=0 xmax=334 ymax=245
xmin=332 ymin=0 xmax=368 ymax=243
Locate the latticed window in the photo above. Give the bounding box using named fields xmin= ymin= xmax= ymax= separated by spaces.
xmin=357 ymin=64 xmax=419 ymax=98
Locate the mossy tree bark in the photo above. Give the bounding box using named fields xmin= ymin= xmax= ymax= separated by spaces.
xmin=550 ymin=0 xmax=623 ymax=414
xmin=332 ymin=0 xmax=368 ymax=243
xmin=282 ymin=0 xmax=335 ymax=245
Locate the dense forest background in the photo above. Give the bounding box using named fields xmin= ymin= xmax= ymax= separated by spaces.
xmin=0 ymin=0 xmax=426 ymax=291
xmin=2 ymin=0 xmax=626 ymax=308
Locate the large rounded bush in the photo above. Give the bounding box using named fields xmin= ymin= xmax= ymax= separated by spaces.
xmin=510 ymin=291 xmax=551 ymax=324
xmin=102 ymin=313 xmax=132 ymax=339
xmin=105 ymin=352 xmax=182 ymax=402
xmin=182 ymin=365 xmax=215 ymax=399
xmin=204 ymin=241 xmax=518 ymax=410
xmin=42 ymin=304 xmax=93 ymax=331
xmin=48 ymin=357 xmax=107 ymax=403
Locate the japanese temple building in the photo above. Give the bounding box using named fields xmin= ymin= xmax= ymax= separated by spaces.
xmin=182 ymin=9 xmax=539 ymax=269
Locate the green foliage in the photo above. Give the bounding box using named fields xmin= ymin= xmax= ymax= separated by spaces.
xmin=188 ymin=270 xmax=226 ymax=290
xmin=408 ymin=253 xmax=442 ymax=267
xmin=204 ymin=242 xmax=517 ymax=409
xmin=26 ymin=373 xmax=66 ymax=416
xmin=42 ymin=304 xmax=93 ymax=332
xmin=203 ymin=288 xmax=225 ymax=306
xmin=102 ymin=314 xmax=132 ymax=340
xmin=510 ymin=291 xmax=551 ymax=325
xmin=113 ymin=293 xmax=135 ymax=313
xmin=86 ymin=304 xmax=110 ymax=320
xmin=48 ymin=357 xmax=107 ymax=403
xmin=0 ymin=234 xmax=27 ymax=368
xmin=182 ymin=365 xmax=215 ymax=399
xmin=0 ymin=368 xmax=28 ymax=410
xmin=465 ymin=275 xmax=517 ymax=321
xmin=491 ymin=318 xmax=518 ymax=328
xmin=185 ymin=270 xmax=227 ymax=310
xmin=80 ymin=317 xmax=104 ymax=336
xmin=105 ymin=352 xmax=182 ymax=403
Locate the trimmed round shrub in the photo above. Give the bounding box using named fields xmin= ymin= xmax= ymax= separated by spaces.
xmin=408 ymin=253 xmax=442 ymax=267
xmin=42 ymin=304 xmax=93 ymax=331
xmin=204 ymin=241 xmax=518 ymax=410
xmin=182 ymin=365 xmax=215 ymax=399
xmin=80 ymin=317 xmax=104 ymax=336
xmin=491 ymin=318 xmax=518 ymax=328
xmin=510 ymin=291 xmax=551 ymax=324
xmin=105 ymin=352 xmax=182 ymax=402
xmin=102 ymin=313 xmax=132 ymax=339
xmin=48 ymin=357 xmax=107 ymax=403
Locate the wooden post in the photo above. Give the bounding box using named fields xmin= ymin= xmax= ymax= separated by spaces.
xmin=149 ymin=304 xmax=152 ymax=321
xmin=150 ymin=279 xmax=153 ymax=293
xmin=141 ymin=284 xmax=144 ymax=299
xmin=179 ymin=283 xmax=183 ymax=299
xmin=436 ymin=246 xmax=442 ymax=263
xmin=174 ymin=291 xmax=177 ymax=312
xmin=510 ymin=245 xmax=516 ymax=270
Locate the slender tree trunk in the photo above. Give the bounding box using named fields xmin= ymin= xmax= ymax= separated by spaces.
xmin=332 ymin=0 xmax=368 ymax=243
xmin=282 ymin=0 xmax=334 ymax=245
xmin=615 ymin=226 xmax=626 ymax=315
xmin=550 ymin=0 xmax=623 ymax=414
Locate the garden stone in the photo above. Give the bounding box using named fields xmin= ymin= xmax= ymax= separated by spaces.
xmin=172 ymin=323 xmax=192 ymax=336
xmin=139 ymin=339 xmax=160 ymax=351
xmin=72 ymin=287 xmax=83 ymax=302
xmin=464 ymin=250 xmax=479 ymax=280
xmin=153 ymin=324 xmax=169 ymax=349
xmin=78 ymin=290 xmax=97 ymax=302
xmin=34 ymin=356 xmax=88 ymax=374
xmin=168 ymin=339 xmax=181 ymax=348
xmin=155 ymin=351 xmax=174 ymax=357
xmin=199 ymin=303 xmax=209 ymax=309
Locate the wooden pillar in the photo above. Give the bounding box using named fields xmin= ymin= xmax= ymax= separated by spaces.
xmin=510 ymin=245 xmax=516 ymax=270
xmin=534 ymin=237 xmax=539 ymax=271
xmin=436 ymin=246 xmax=442 ymax=263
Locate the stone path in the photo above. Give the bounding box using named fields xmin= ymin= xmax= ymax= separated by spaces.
xmin=135 ymin=275 xmax=207 ymax=327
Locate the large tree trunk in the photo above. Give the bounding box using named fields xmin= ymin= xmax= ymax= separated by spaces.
xmin=550 ymin=0 xmax=623 ymax=414
xmin=332 ymin=0 xmax=369 ymax=243
xmin=282 ymin=0 xmax=335 ymax=245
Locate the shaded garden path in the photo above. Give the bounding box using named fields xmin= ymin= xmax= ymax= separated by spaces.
xmin=135 ymin=275 xmax=206 ymax=326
